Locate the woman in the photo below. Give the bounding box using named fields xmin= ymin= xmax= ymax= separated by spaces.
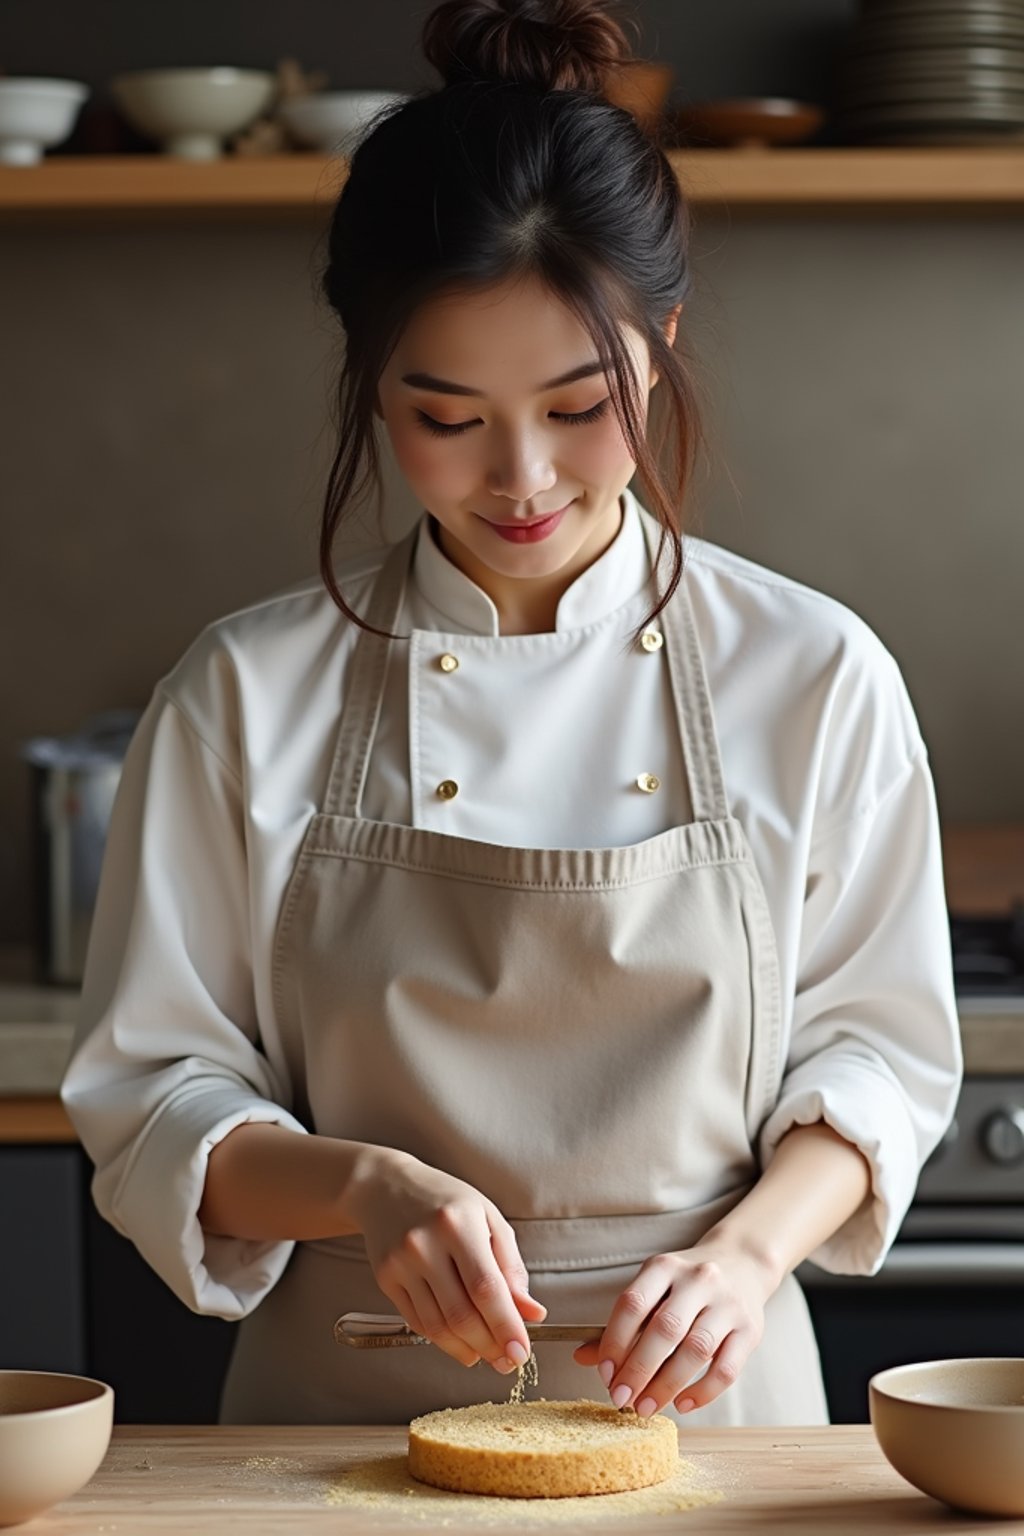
xmin=61 ymin=0 xmax=962 ymax=1428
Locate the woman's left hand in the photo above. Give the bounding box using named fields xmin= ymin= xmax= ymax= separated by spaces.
xmin=571 ymin=1239 xmax=779 ymax=1418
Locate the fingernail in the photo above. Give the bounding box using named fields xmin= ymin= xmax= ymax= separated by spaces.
xmin=636 ymin=1396 xmax=657 ymax=1418
xmin=505 ymin=1340 xmax=528 ymax=1366
xmin=677 ymin=1396 xmax=696 ymax=1413
xmin=598 ymin=1359 xmax=615 ymax=1387
xmin=612 ymin=1384 xmax=632 ymax=1409
xmin=494 ymin=1357 xmax=515 ymax=1374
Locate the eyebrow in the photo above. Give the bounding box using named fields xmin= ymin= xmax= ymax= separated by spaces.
xmin=400 ymin=361 xmax=604 ymax=397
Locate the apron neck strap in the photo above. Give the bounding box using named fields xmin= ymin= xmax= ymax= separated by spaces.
xmin=637 ymin=508 xmax=730 ymax=824
xmin=322 ymin=522 xmax=418 ymax=819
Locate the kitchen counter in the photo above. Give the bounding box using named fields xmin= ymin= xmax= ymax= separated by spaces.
xmin=37 ymin=1422 xmax=1021 ymax=1534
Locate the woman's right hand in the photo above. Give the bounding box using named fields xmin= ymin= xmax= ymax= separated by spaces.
xmin=347 ymin=1146 xmax=547 ymax=1375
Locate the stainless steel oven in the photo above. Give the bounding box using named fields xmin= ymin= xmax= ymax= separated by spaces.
xmin=798 ymin=911 xmax=1024 ymax=1423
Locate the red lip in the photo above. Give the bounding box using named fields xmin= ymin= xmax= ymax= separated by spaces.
xmin=485 ymin=501 xmax=574 ymax=528
xmin=482 ymin=503 xmax=573 ymax=545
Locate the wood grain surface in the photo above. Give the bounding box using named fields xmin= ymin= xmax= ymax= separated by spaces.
xmin=0 ymin=1095 xmax=75 ymax=1142
xmin=39 ymin=1423 xmax=1024 ymax=1533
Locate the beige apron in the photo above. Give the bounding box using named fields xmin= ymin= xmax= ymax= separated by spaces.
xmin=218 ymin=505 xmax=829 ymax=1427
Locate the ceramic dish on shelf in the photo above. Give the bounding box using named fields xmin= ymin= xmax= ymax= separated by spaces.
xmin=847 ymin=43 xmax=1024 ymax=76
xmin=602 ymin=60 xmax=675 ymax=133
xmin=0 ymin=1370 xmax=114 ymax=1526
xmin=842 ymin=71 xmax=1024 ymax=103
xmin=109 ymin=67 xmax=276 ymax=159
xmin=870 ymin=1358 xmax=1024 ymax=1517
xmin=859 ymin=0 xmax=1024 ymax=15
xmin=844 ymin=95 xmax=1024 ymax=122
xmin=852 ymin=14 xmax=1024 ymax=50
xmin=672 ymin=98 xmax=824 ymax=148
xmin=0 ymin=77 xmax=89 ymax=165
xmin=277 ymin=90 xmax=411 ymax=154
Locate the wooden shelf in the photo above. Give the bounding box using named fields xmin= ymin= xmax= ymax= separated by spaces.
xmin=0 ymin=152 xmax=348 ymax=220
xmin=2 ymin=148 xmax=1024 ymax=218
xmin=673 ymin=145 xmax=1024 ymax=211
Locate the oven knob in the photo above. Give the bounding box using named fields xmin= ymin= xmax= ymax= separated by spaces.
xmin=981 ymin=1107 xmax=1024 ymax=1166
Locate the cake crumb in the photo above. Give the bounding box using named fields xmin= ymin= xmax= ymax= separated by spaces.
xmin=508 ymin=1348 xmax=540 ymax=1404
xmin=318 ymin=1450 xmax=721 ymax=1522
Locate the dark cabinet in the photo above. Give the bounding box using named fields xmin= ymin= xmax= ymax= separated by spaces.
xmin=84 ymin=1191 xmax=236 ymax=1422
xmin=804 ymin=1280 xmax=1024 ymax=1424
xmin=0 ymin=1146 xmax=234 ymax=1422
xmin=0 ymin=1146 xmax=87 ymax=1373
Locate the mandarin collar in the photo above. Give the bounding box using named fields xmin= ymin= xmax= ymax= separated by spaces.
xmin=411 ymin=488 xmax=650 ymax=636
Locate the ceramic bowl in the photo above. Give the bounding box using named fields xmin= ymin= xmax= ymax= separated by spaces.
xmin=109 ymin=67 xmax=276 ymax=159
xmin=277 ymin=90 xmax=411 ymax=155
xmin=869 ymin=1357 xmax=1024 ymax=1516
xmin=0 ymin=77 xmax=90 ymax=166
xmin=0 ymin=1370 xmax=113 ymax=1526
xmin=603 ymin=61 xmax=676 ymax=133
xmin=672 ymin=97 xmax=824 ymax=148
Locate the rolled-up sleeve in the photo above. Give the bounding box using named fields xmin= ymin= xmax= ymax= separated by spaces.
xmin=61 ymin=683 xmax=308 ymax=1319
xmin=758 ymin=745 xmax=963 ymax=1275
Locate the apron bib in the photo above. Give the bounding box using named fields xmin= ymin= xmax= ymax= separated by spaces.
xmin=219 ymin=505 xmax=828 ymax=1426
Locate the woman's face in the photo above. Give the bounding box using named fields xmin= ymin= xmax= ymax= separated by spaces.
xmin=375 ymin=275 xmax=678 ymax=629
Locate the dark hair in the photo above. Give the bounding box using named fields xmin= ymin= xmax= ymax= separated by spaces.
xmin=318 ymin=0 xmax=703 ymax=639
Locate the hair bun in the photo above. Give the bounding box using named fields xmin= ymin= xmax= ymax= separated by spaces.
xmin=422 ymin=0 xmax=639 ymax=96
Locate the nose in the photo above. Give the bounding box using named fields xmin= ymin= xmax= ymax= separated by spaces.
xmin=485 ymin=423 xmax=558 ymax=503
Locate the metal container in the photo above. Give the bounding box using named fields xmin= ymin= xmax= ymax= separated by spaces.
xmin=20 ymin=710 xmax=141 ymax=987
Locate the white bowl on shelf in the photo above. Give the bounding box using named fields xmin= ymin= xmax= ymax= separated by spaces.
xmin=277 ymin=90 xmax=411 ymax=155
xmin=0 ymin=77 xmax=90 ymax=166
xmin=109 ymin=67 xmax=276 ymax=159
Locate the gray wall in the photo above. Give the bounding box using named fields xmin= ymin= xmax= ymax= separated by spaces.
xmin=3 ymin=2 xmax=1022 ymax=948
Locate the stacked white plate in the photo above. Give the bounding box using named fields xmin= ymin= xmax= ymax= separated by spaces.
xmin=837 ymin=0 xmax=1024 ymax=142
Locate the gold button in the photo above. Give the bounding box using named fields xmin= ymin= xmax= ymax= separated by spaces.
xmin=640 ymin=629 xmax=664 ymax=653
xmin=636 ymin=773 xmax=660 ymax=794
xmin=436 ymin=779 xmax=459 ymax=800
xmin=439 ymin=653 xmax=459 ymax=673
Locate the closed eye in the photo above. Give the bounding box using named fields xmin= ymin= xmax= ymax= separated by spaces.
xmin=415 ymin=398 xmax=611 ymax=439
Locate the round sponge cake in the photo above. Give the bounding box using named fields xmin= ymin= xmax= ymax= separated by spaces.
xmin=407 ymin=1398 xmax=678 ymax=1498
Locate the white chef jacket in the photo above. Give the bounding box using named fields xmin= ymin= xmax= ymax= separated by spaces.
xmin=61 ymin=484 xmax=963 ymax=1320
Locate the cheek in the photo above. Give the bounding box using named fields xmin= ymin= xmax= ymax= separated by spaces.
xmin=385 ymin=420 xmax=465 ymax=493
xmin=573 ymin=415 xmax=636 ymax=478
xmin=385 ymin=419 xmax=434 ymax=476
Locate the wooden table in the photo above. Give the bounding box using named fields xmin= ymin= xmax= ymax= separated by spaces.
xmin=40 ymin=1424 xmax=1022 ymax=1533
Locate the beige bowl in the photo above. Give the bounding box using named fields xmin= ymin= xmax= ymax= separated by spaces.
xmin=0 ymin=1371 xmax=113 ymax=1527
xmin=870 ymin=1357 xmax=1024 ymax=1517
xmin=277 ymin=90 xmax=411 ymax=155
xmin=110 ymin=67 xmax=276 ymax=159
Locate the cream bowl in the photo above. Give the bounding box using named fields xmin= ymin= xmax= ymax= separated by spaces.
xmin=277 ymin=90 xmax=411 ymax=155
xmin=110 ymin=67 xmax=276 ymax=159
xmin=869 ymin=1357 xmax=1024 ymax=1517
xmin=0 ymin=78 xmax=90 ymax=166
xmin=0 ymin=1370 xmax=114 ymax=1527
